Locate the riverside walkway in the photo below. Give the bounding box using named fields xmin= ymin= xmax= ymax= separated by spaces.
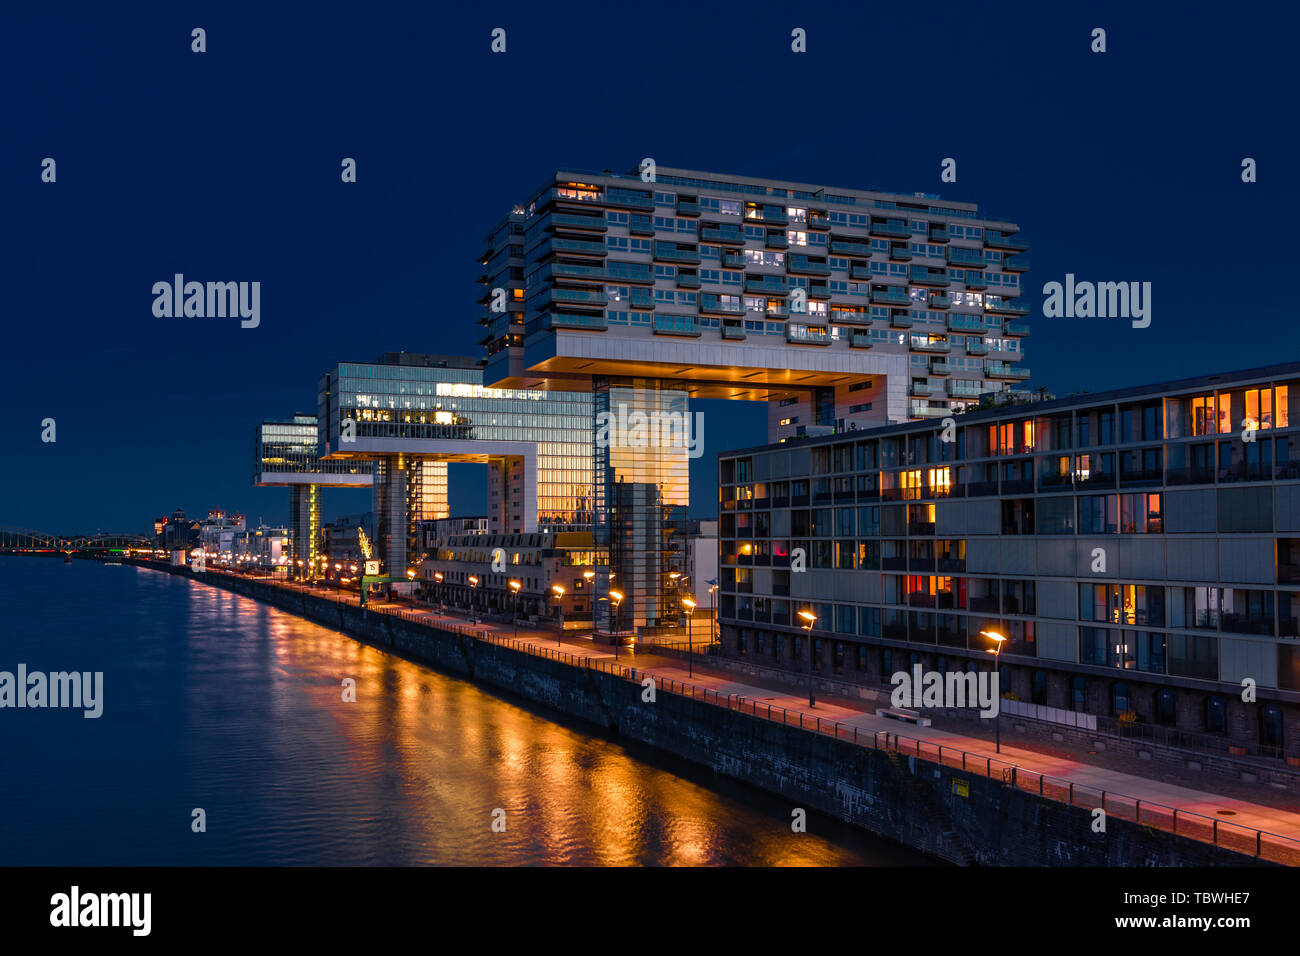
xmin=226 ymin=571 xmax=1300 ymax=864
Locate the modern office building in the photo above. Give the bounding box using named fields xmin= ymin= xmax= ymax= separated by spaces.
xmin=253 ymin=413 xmax=372 ymax=573
xmin=716 ymin=363 xmax=1300 ymax=757
xmin=315 ymin=352 xmax=594 ymax=578
xmin=477 ymin=165 xmax=1030 ymax=628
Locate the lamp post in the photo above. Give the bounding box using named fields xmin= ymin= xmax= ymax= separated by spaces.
xmin=433 ymin=571 xmax=444 ymax=612
xmin=551 ymin=584 xmax=565 ymax=646
xmin=708 ymin=583 xmax=719 ymax=645
xmin=509 ymin=579 xmax=522 ymax=639
xmin=609 ymin=589 xmax=624 ymax=660
xmin=981 ymin=629 xmax=1007 ymax=754
xmin=798 ymin=609 xmax=818 ymax=708
xmin=682 ymin=596 xmax=697 ymax=677
xmin=468 ymin=575 xmax=479 ymax=624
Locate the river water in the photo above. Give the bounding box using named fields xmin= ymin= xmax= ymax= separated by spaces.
xmin=0 ymin=558 xmax=930 ymax=866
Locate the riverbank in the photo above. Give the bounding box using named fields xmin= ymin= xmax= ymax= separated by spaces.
xmin=134 ymin=560 xmax=1282 ymax=866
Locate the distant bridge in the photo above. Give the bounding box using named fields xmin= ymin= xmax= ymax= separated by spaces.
xmin=0 ymin=527 xmax=153 ymax=554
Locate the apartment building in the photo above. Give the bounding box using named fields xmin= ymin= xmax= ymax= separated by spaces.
xmin=717 ymin=363 xmax=1300 ymax=757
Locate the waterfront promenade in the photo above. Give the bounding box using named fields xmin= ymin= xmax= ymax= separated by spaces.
xmin=198 ymin=568 xmax=1300 ymax=863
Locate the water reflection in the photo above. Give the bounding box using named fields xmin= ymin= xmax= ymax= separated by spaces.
xmin=0 ymin=560 xmax=932 ymax=866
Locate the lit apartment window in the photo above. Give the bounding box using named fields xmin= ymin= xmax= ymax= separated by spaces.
xmin=779 ymin=417 xmax=797 ymax=427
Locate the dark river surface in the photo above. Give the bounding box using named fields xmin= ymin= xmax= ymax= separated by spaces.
xmin=0 ymin=558 xmax=932 ymax=866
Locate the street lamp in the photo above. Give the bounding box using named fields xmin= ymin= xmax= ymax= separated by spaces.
xmin=682 ymin=596 xmax=697 ymax=677
xmin=468 ymin=575 xmax=479 ymax=624
xmin=981 ymin=629 xmax=1007 ymax=754
xmin=708 ymin=583 xmax=719 ymax=645
xmin=551 ymin=584 xmax=566 ymax=646
xmin=798 ymin=609 xmax=818 ymax=708
xmin=609 ymin=589 xmax=625 ymax=660
xmin=509 ymin=579 xmax=522 ymax=639
xmin=434 ymin=571 xmax=445 ymax=611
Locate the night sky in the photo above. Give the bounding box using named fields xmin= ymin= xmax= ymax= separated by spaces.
xmin=4 ymin=1 xmax=1296 ymax=534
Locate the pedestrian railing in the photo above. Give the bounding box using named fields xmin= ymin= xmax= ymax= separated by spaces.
xmin=195 ymin=564 xmax=1300 ymax=866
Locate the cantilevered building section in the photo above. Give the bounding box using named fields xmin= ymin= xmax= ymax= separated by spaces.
xmin=478 ymin=165 xmax=1030 ymax=435
xmin=252 ymin=414 xmax=372 ymax=572
xmin=316 ymin=352 xmax=594 ymax=577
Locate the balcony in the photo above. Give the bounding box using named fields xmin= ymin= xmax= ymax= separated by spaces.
xmin=628 ymin=288 xmax=653 ymax=309
xmin=871 ymin=287 xmax=912 ymax=306
xmin=850 ymin=263 xmax=873 ymax=280
xmin=889 ymin=243 xmax=912 ymax=261
xmin=927 ymin=293 xmax=952 ymax=309
xmin=602 ymin=191 xmax=655 ymax=211
xmin=1003 ymin=255 xmax=1030 ymax=272
xmin=1004 ymin=320 xmax=1030 ymax=335
xmin=948 ymin=381 xmax=985 ymax=398
xmin=676 ymin=273 xmax=701 ymax=289
xmin=788 ymin=256 xmax=832 ymax=276
xmin=808 ymin=282 xmax=831 ymax=299
xmin=947 ymin=313 xmax=985 ymax=333
xmin=745 ymin=277 xmax=789 ymax=296
xmin=550 ymin=212 xmax=607 ymax=233
xmin=985 ymin=230 xmax=1029 ymax=251
xmin=911 ymin=339 xmax=950 ymax=353
xmin=829 ymin=309 xmax=871 ymax=326
xmin=653 ymin=314 xmax=701 ymax=337
xmin=720 ymin=250 xmax=744 ymax=268
xmin=676 ymin=200 xmax=701 ymax=217
xmin=929 ymin=224 xmax=950 ymax=243
xmin=629 ymin=215 xmax=654 ymax=235
xmin=964 ymin=271 xmax=988 ymax=290
xmin=765 ymin=232 xmax=790 ymax=250
xmin=701 ymin=225 xmax=745 ymax=245
xmin=545 ymin=312 xmax=607 ymax=331
xmin=700 ymin=294 xmax=744 ymax=315
xmin=909 ymin=403 xmax=952 ymax=419
xmin=548 ymin=237 xmax=607 ymax=257
xmin=653 ymin=241 xmax=701 ymax=264
xmin=929 ymin=360 xmax=951 ymax=375
xmin=745 ymin=205 xmax=789 ymax=226
xmin=964 ymin=341 xmax=989 ymax=355
xmin=830 ymin=238 xmax=873 ymax=257
xmin=985 ymin=363 xmax=1031 ymax=380
xmin=849 ymin=330 xmax=873 ymax=348
xmin=889 ymin=309 xmax=914 ymax=327
xmin=870 ymin=218 xmax=911 ymax=239
xmin=722 ymin=324 xmax=746 ymax=340
xmin=808 ymin=211 xmax=831 ymax=230
xmin=910 ymin=382 xmax=932 ymax=397
xmin=910 ymin=266 xmax=950 ymax=287
xmin=547 ymin=287 xmax=610 ymax=307
xmin=984 ymin=298 xmax=1031 ymax=316
xmin=947 ymin=246 xmax=986 ymax=269
xmin=786 ymin=325 xmax=833 ymax=346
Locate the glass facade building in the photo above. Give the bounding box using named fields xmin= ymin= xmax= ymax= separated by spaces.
xmin=717 ymin=363 xmax=1300 ymax=758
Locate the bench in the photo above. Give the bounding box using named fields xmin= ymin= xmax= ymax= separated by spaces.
xmin=875 ymin=707 xmax=933 ymax=727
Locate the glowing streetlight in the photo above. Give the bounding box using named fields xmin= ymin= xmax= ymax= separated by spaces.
xmin=798 ymin=609 xmax=818 ymax=708
xmin=682 ymin=596 xmax=697 ymax=677
xmin=551 ymin=583 xmax=566 ymax=646
xmin=609 ymin=588 xmax=625 ymax=660
xmin=509 ymin=579 xmax=522 ymax=638
xmin=981 ymin=630 xmax=1007 ymax=753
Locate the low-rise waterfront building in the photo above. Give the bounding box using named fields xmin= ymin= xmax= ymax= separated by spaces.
xmin=717 ymin=362 xmax=1300 ymax=758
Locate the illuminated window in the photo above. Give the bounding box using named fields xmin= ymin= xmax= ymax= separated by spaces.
xmin=927 ymin=467 xmax=952 ymax=496
xmin=901 ymin=469 xmax=923 ymax=499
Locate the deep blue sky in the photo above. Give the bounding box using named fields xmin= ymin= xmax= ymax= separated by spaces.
xmin=4 ymin=1 xmax=1296 ymax=534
